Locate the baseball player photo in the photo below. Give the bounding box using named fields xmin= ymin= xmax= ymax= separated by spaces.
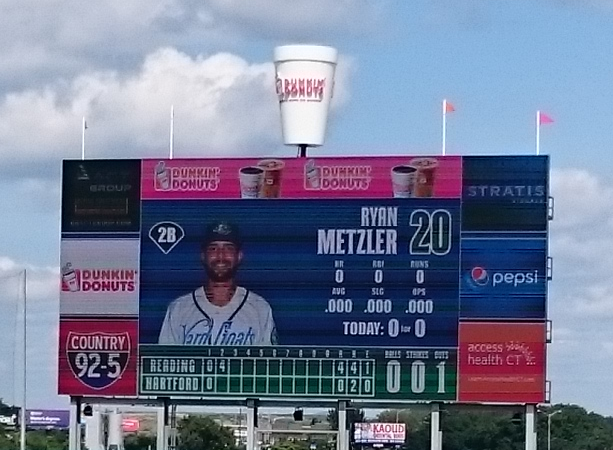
xmin=158 ymin=221 xmax=278 ymax=345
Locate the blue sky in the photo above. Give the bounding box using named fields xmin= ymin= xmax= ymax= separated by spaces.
xmin=0 ymin=0 xmax=612 ymax=416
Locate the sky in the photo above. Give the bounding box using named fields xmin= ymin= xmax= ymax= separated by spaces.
xmin=0 ymin=0 xmax=612 ymax=417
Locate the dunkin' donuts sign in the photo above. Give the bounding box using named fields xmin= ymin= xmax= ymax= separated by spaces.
xmin=154 ymin=161 xmax=220 ymax=192
xmin=304 ymin=160 xmax=372 ymax=191
xmin=61 ymin=265 xmax=137 ymax=293
xmin=59 ymin=239 xmax=140 ymax=317
xmin=276 ymin=77 xmax=326 ymax=102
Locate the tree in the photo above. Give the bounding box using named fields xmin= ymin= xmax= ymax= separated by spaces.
xmin=124 ymin=433 xmax=156 ymax=450
xmin=270 ymin=438 xmax=310 ymax=450
xmin=376 ymin=409 xmax=428 ymax=433
xmin=0 ymin=399 xmax=18 ymax=416
xmin=535 ymin=404 xmax=613 ymax=450
xmin=326 ymin=408 xmax=364 ymax=431
xmin=176 ymin=415 xmax=237 ymax=450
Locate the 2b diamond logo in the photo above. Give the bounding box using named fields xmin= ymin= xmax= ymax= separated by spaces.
xmin=66 ymin=332 xmax=130 ymax=390
xmin=149 ymin=222 xmax=185 ymax=254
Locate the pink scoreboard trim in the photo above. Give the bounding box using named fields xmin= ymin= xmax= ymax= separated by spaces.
xmin=141 ymin=156 xmax=462 ymax=200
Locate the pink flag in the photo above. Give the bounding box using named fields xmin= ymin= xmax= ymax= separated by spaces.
xmin=539 ymin=112 xmax=554 ymax=125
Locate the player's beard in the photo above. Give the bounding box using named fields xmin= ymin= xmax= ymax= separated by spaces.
xmin=205 ymin=263 xmax=239 ymax=282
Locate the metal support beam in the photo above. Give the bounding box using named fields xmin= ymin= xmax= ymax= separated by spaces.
xmin=69 ymin=397 xmax=82 ymax=450
xmin=157 ymin=407 xmax=166 ymax=450
xmin=246 ymin=399 xmax=258 ymax=450
xmin=525 ymin=405 xmax=537 ymax=450
xmin=430 ymin=403 xmax=441 ymax=450
xmin=337 ymin=400 xmax=348 ymax=450
xmin=84 ymin=406 xmax=103 ymax=450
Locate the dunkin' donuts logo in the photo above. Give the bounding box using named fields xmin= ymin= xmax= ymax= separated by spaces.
xmin=276 ymin=77 xmax=326 ymax=102
xmin=66 ymin=331 xmax=130 ymax=389
xmin=304 ymin=160 xmax=372 ymax=191
xmin=154 ymin=161 xmax=220 ymax=192
xmin=61 ymin=263 xmax=137 ymax=293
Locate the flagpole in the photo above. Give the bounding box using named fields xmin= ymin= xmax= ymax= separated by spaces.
xmin=536 ymin=110 xmax=541 ymax=156
xmin=81 ymin=117 xmax=86 ymax=160
xmin=442 ymin=99 xmax=447 ymax=156
xmin=169 ymin=105 xmax=174 ymax=159
xmin=19 ymin=269 xmax=26 ymax=450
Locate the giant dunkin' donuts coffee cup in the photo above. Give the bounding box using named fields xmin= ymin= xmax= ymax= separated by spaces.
xmin=257 ymin=159 xmax=285 ymax=198
xmin=274 ymin=45 xmax=338 ymax=146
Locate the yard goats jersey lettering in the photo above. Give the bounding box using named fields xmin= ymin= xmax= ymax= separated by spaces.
xmin=158 ymin=286 xmax=277 ymax=345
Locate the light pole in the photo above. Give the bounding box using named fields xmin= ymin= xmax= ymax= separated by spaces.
xmin=546 ymin=410 xmax=561 ymax=450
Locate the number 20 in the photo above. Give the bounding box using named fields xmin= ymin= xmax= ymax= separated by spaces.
xmin=409 ymin=210 xmax=452 ymax=256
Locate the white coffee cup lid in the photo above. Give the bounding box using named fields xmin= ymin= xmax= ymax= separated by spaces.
xmin=274 ymin=45 xmax=338 ymax=64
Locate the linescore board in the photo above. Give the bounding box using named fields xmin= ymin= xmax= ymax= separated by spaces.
xmin=58 ymin=155 xmax=550 ymax=403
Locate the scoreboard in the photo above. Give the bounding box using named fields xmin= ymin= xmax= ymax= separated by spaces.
xmin=58 ymin=155 xmax=549 ymax=404
xmin=139 ymin=347 xmax=456 ymax=400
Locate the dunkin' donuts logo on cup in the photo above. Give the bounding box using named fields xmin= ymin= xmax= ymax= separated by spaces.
xmin=154 ymin=161 xmax=220 ymax=192
xmin=238 ymin=166 xmax=265 ymax=199
xmin=257 ymin=159 xmax=285 ymax=198
xmin=304 ymin=160 xmax=371 ymax=191
xmin=275 ymin=77 xmax=326 ymax=103
xmin=390 ymin=165 xmax=417 ymax=198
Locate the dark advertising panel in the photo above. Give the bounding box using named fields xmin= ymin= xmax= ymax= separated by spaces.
xmin=462 ymin=156 xmax=548 ymax=233
xmin=61 ymin=160 xmax=141 ymax=233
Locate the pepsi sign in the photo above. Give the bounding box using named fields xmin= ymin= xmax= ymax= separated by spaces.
xmin=460 ymin=238 xmax=547 ymax=319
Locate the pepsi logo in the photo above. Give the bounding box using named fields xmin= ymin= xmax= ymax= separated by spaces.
xmin=471 ymin=266 xmax=489 ymax=286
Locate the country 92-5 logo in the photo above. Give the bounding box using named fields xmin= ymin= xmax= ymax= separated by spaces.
xmin=66 ymin=332 xmax=131 ymax=390
xmin=465 ymin=266 xmax=541 ymax=291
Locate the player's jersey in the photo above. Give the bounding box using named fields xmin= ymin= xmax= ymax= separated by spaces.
xmin=158 ymin=286 xmax=277 ymax=345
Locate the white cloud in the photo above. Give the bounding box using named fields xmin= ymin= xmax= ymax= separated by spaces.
xmin=543 ymin=167 xmax=613 ymax=406
xmin=0 ymin=47 xmax=353 ymax=176
xmin=549 ymin=168 xmax=613 ymax=318
xmin=0 ymin=0 xmax=380 ymax=92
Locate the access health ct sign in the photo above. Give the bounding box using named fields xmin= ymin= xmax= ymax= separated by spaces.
xmin=58 ymin=155 xmax=550 ymax=404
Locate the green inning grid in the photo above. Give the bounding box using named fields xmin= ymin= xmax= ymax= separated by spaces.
xmin=138 ymin=346 xmax=457 ymax=400
xmin=140 ymin=356 xmax=376 ymax=397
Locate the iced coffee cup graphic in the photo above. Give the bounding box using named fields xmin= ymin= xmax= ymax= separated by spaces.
xmin=304 ymin=159 xmax=320 ymax=189
xmin=154 ymin=161 xmax=171 ymax=191
xmin=257 ymin=159 xmax=285 ymax=198
xmin=391 ymin=165 xmax=418 ymax=198
xmin=62 ymin=263 xmax=80 ymax=292
xmin=239 ymin=166 xmax=265 ymax=199
xmin=410 ymin=158 xmax=439 ymax=198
